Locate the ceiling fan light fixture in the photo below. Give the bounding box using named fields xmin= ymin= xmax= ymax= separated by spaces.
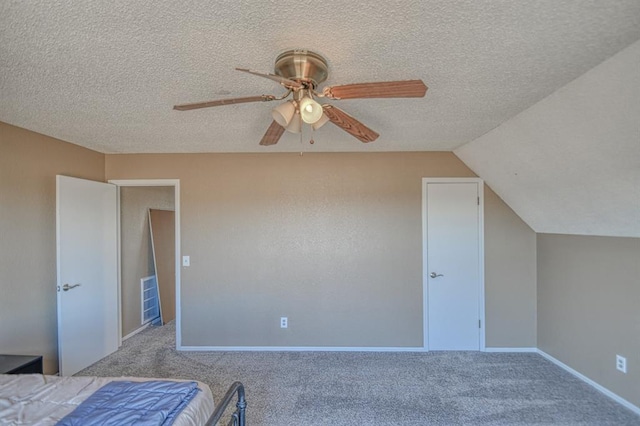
xmin=311 ymin=112 xmax=330 ymax=130
xmin=272 ymin=100 xmax=295 ymax=127
xmin=299 ymin=96 xmax=323 ymax=124
xmin=285 ymin=112 xmax=302 ymax=133
xmin=174 ymin=49 xmax=428 ymax=146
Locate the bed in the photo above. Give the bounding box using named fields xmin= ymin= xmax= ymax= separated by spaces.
xmin=0 ymin=374 xmax=246 ymax=425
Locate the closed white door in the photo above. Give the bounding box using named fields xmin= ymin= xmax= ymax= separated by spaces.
xmin=424 ymin=180 xmax=482 ymax=350
xmin=56 ymin=176 xmax=118 ymax=376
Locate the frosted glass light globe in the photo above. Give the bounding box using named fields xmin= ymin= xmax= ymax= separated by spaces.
xmin=299 ymin=97 xmax=323 ymax=124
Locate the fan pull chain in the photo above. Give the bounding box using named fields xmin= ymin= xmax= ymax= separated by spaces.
xmin=299 ymin=129 xmax=304 ymax=156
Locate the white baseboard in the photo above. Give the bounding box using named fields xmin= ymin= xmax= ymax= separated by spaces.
xmin=537 ymin=349 xmax=640 ymax=416
xmin=179 ymin=345 xmax=427 ymax=352
xmin=122 ymin=323 xmax=150 ymax=341
xmin=484 ymin=347 xmax=537 ymax=353
xmin=181 ymin=346 xmax=536 ymax=353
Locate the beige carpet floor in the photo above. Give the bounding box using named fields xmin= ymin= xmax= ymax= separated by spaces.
xmin=78 ymin=323 xmax=640 ymax=425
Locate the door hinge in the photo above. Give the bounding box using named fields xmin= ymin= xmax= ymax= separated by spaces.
xmin=478 ymin=319 xmax=481 ymax=328
xmin=477 ymin=197 xmax=480 ymax=205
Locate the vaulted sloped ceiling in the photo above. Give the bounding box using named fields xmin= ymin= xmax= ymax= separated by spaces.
xmin=1 ymin=1 xmax=639 ymax=237
xmin=455 ymin=40 xmax=640 ymax=238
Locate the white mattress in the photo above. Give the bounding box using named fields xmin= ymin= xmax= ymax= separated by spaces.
xmin=0 ymin=374 xmax=215 ymax=425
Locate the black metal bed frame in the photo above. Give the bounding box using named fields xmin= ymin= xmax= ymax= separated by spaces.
xmin=204 ymin=381 xmax=246 ymax=426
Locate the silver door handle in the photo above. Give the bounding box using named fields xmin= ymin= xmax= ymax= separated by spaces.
xmin=430 ymin=272 xmax=444 ymax=278
xmin=62 ymin=283 xmax=81 ymax=291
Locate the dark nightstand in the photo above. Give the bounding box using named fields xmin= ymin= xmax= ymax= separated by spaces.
xmin=0 ymin=355 xmax=44 ymax=374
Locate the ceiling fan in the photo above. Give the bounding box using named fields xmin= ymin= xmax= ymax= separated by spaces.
xmin=173 ymin=49 xmax=428 ymax=146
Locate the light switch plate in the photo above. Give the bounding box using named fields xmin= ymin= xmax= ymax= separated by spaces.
xmin=182 ymin=256 xmax=190 ymax=267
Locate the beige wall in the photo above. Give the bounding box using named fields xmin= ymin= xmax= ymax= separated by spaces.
xmin=0 ymin=122 xmax=104 ymax=374
xmin=537 ymin=234 xmax=640 ymax=407
xmin=484 ymin=187 xmax=537 ymax=347
xmin=0 ymin=125 xmax=537 ymax=371
xmin=120 ymin=187 xmax=174 ymax=337
xmin=106 ymin=152 xmax=536 ymax=348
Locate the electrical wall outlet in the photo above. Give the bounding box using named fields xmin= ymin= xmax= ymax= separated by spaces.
xmin=280 ymin=317 xmax=288 ymax=329
xmin=616 ymin=355 xmax=627 ymax=373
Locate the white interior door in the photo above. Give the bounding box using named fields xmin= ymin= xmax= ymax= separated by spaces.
xmin=56 ymin=175 xmax=118 ymax=376
xmin=424 ymin=180 xmax=482 ymax=350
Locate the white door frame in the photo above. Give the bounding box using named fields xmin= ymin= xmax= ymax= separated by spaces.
xmin=422 ymin=177 xmax=485 ymax=351
xmin=108 ymin=179 xmax=181 ymax=349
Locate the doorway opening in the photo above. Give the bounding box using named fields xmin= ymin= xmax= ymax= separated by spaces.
xmin=109 ymin=180 xmax=181 ymax=349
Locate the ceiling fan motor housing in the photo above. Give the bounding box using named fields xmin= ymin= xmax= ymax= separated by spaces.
xmin=274 ymin=49 xmax=328 ymax=88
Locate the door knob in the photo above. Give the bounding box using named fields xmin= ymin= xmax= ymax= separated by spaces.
xmin=62 ymin=283 xmax=81 ymax=291
xmin=430 ymin=272 xmax=444 ymax=278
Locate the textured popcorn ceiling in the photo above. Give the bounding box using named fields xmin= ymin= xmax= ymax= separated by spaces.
xmin=1 ymin=1 xmax=640 ymax=154
xmin=2 ymin=1 xmax=640 ymax=238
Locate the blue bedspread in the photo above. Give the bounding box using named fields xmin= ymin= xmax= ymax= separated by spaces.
xmin=57 ymin=380 xmax=200 ymax=426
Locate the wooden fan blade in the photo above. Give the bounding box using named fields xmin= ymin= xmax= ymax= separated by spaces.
xmin=236 ymin=68 xmax=303 ymax=89
xmin=322 ymin=105 xmax=379 ymax=143
xmin=259 ymin=120 xmax=285 ymax=146
xmin=323 ymin=80 xmax=427 ymax=100
xmin=173 ymin=95 xmax=275 ymax=111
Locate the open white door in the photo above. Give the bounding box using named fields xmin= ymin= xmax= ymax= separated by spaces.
xmin=56 ymin=176 xmax=118 ymax=376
